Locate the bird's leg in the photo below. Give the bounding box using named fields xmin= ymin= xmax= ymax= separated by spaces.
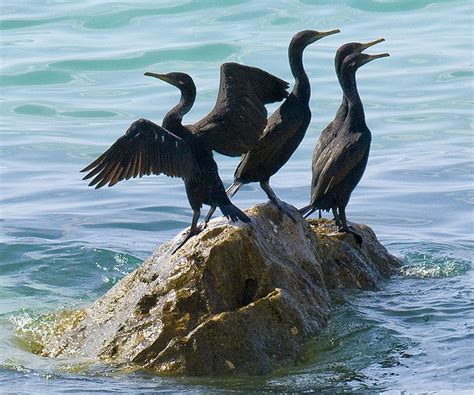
xmin=338 ymin=206 xmax=362 ymax=246
xmin=332 ymin=207 xmax=341 ymax=228
xmin=199 ymin=206 xmax=216 ymax=230
xmin=318 ymin=210 xmax=322 ymax=219
xmin=260 ymin=181 xmax=297 ymax=223
xmin=226 ymin=182 xmax=242 ymax=198
xmin=171 ymin=210 xmax=202 ymax=254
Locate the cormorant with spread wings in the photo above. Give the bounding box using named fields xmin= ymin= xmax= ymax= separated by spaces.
xmin=81 ymin=64 xmax=289 ymax=252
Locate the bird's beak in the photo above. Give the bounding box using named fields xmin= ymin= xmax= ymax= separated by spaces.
xmin=144 ymin=72 xmax=173 ymax=84
xmin=360 ymin=38 xmax=385 ymax=51
xmin=314 ymin=29 xmax=341 ymax=41
xmin=363 ymin=52 xmax=390 ymax=65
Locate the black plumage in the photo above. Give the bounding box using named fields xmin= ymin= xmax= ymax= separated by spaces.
xmin=145 ymin=64 xmax=289 ymax=230
xmin=81 ymin=65 xmax=289 ymax=252
xmin=81 ymin=118 xmax=248 ymax=253
xmin=221 ymin=29 xmax=340 ymax=222
xmin=300 ymin=51 xmax=389 ymax=243
xmin=147 ymin=63 xmax=289 ymax=158
xmin=303 ymin=38 xmax=385 ymax=219
xmin=187 ymin=62 xmax=289 ymax=157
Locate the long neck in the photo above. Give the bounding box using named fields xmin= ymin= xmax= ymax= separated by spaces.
xmin=162 ymin=86 xmax=196 ymax=135
xmin=335 ymin=95 xmax=348 ymax=121
xmin=335 ymin=59 xmax=348 ymax=121
xmin=341 ymin=69 xmax=365 ymax=125
xmin=289 ymin=44 xmax=310 ymax=101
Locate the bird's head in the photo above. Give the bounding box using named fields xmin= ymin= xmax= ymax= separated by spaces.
xmin=144 ymin=71 xmax=195 ymax=91
xmin=341 ymin=52 xmax=390 ymax=73
xmin=290 ymin=29 xmax=340 ymax=50
xmin=335 ymin=38 xmax=385 ymax=76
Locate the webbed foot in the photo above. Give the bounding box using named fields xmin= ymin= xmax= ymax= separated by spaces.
xmin=198 ymin=206 xmax=216 ymax=230
xmin=171 ymin=209 xmax=202 ymax=255
xmin=338 ymin=226 xmax=362 ymax=246
xmin=273 ymin=200 xmax=298 ymax=223
xmin=171 ymin=228 xmax=203 ymax=255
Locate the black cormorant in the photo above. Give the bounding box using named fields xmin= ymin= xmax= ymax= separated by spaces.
xmin=145 ymin=63 xmax=289 ymax=158
xmin=81 ymin=64 xmax=289 ymax=252
xmin=80 ymin=73 xmax=244 ymax=253
xmin=302 ymin=38 xmax=385 ymax=219
xmin=182 ymin=62 xmax=289 ymax=157
xmin=299 ymin=51 xmax=389 ymax=243
xmin=218 ymin=29 xmax=340 ymax=223
xmin=143 ymin=64 xmax=289 ymax=230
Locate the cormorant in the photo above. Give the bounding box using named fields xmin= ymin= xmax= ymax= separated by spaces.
xmin=299 ymin=51 xmax=389 ymax=244
xmin=302 ymin=38 xmax=385 ymax=219
xmin=81 ymin=64 xmax=289 ymax=252
xmin=215 ymin=29 xmax=340 ymax=223
xmin=183 ymin=62 xmax=289 ymax=157
xmin=144 ymin=63 xmax=289 ymax=230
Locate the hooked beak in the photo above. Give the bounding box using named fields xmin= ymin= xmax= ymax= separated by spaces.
xmin=314 ymin=29 xmax=341 ymax=41
xmin=363 ymin=52 xmax=390 ymax=65
xmin=360 ymin=38 xmax=385 ymax=51
xmin=144 ymin=72 xmax=173 ymax=85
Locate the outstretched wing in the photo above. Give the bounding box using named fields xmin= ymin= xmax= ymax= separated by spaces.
xmin=311 ymin=132 xmax=370 ymax=203
xmin=81 ymin=118 xmax=199 ymax=188
xmin=189 ymin=62 xmax=289 ymax=157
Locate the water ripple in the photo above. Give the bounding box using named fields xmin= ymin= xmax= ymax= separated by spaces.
xmin=51 ymin=43 xmax=241 ymax=72
xmin=59 ymin=110 xmax=119 ymax=119
xmin=346 ymin=0 xmax=453 ymax=13
xmin=0 ymin=17 xmax=66 ymax=30
xmin=13 ymin=104 xmax=57 ymax=117
xmin=1 ymin=70 xmax=74 ymax=86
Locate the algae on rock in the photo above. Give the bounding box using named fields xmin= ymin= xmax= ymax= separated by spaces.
xmin=39 ymin=203 xmax=399 ymax=376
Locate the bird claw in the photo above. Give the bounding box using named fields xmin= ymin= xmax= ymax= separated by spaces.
xmin=171 ymin=228 xmax=203 ymax=255
xmin=338 ymin=226 xmax=362 ymax=246
xmin=196 ymin=222 xmax=208 ymax=232
xmin=273 ymin=200 xmax=298 ymax=223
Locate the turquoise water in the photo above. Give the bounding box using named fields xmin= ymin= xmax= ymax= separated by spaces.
xmin=1 ymin=0 xmax=473 ymax=392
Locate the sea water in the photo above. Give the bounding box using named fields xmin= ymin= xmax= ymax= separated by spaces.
xmin=1 ymin=0 xmax=472 ymax=392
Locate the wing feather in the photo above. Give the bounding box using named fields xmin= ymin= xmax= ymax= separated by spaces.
xmin=311 ymin=133 xmax=370 ymax=203
xmin=188 ymin=62 xmax=289 ymax=157
xmin=81 ymin=118 xmax=199 ymax=188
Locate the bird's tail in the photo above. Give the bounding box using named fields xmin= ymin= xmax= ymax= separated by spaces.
xmin=299 ymin=204 xmax=317 ymax=218
xmin=226 ymin=182 xmax=242 ymax=198
xmin=220 ymin=204 xmax=250 ymax=223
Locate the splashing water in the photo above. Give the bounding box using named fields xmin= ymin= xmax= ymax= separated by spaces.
xmin=400 ymin=252 xmax=471 ymax=278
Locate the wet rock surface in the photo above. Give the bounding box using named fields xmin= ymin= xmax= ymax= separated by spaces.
xmin=40 ymin=203 xmax=399 ymax=375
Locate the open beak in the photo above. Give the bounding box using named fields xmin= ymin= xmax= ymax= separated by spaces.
xmin=144 ymin=72 xmax=173 ymax=84
xmin=360 ymin=38 xmax=385 ymax=51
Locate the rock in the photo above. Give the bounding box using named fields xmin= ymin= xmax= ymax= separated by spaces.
xmin=38 ymin=203 xmax=399 ymax=376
